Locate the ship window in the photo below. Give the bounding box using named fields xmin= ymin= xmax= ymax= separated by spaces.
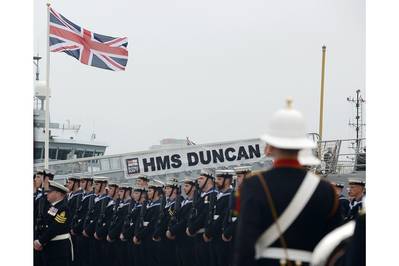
xmin=84 ymin=151 xmax=94 ymax=157
xmin=95 ymin=152 xmax=103 ymax=156
xmin=49 ymin=148 xmax=57 ymax=160
xmin=57 ymin=149 xmax=70 ymax=160
xmin=75 ymin=150 xmax=84 ymax=158
xmin=34 ymin=148 xmax=43 ymax=159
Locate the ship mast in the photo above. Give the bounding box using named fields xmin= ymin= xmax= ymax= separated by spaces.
xmin=347 ymin=89 xmax=366 ymax=155
xmin=33 ymin=54 xmax=42 ymax=81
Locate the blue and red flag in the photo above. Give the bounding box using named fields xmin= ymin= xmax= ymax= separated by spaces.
xmin=49 ymin=7 xmax=128 ymax=71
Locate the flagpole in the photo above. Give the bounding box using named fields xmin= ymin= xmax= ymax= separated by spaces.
xmin=44 ymin=2 xmax=51 ymax=169
xmin=318 ymin=45 xmax=326 ymax=159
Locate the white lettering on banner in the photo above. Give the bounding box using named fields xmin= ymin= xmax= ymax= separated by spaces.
xmin=123 ymin=139 xmax=267 ymax=178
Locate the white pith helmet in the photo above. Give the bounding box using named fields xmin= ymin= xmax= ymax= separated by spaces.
xmin=260 ymin=99 xmax=316 ymax=149
xmin=298 ymin=149 xmax=321 ymax=166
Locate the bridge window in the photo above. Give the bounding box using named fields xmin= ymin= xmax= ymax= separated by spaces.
xmin=75 ymin=150 xmax=84 ymax=158
xmin=84 ymin=151 xmax=94 ymax=157
xmin=49 ymin=148 xmax=57 ymax=160
xmin=34 ymin=148 xmax=43 ymax=160
xmin=57 ymin=149 xmax=70 ymax=160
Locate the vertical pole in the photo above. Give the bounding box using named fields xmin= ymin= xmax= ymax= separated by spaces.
xmin=44 ymin=3 xmax=51 ymax=169
xmin=318 ymin=45 xmax=326 ymax=159
xmin=356 ymin=89 xmax=360 ymax=152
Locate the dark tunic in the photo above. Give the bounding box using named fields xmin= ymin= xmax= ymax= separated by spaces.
xmin=187 ymin=188 xmax=218 ymax=266
xmin=35 ymin=199 xmax=72 ymax=266
xmin=234 ymin=164 xmax=342 ymax=266
xmin=135 ymin=199 xmax=162 ymax=266
xmin=169 ymin=197 xmax=196 ymax=266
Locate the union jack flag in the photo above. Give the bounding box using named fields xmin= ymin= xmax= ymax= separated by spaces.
xmin=49 ymin=7 xmax=128 ymax=71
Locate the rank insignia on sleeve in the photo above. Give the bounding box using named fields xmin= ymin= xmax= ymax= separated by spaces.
xmin=55 ymin=211 xmax=67 ymax=224
xmin=48 ymin=207 xmax=58 ymax=216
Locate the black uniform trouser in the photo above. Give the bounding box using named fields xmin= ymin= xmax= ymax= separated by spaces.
xmin=113 ymin=240 xmax=128 ymax=266
xmin=144 ymin=237 xmax=162 ymax=266
xmin=70 ymin=235 xmax=80 ymax=266
xmin=159 ymin=238 xmax=178 ymax=266
xmin=77 ymin=236 xmax=90 ymax=266
xmin=176 ymin=240 xmax=196 ymax=266
xmin=42 ymin=239 xmax=72 ymax=266
xmin=212 ymin=238 xmax=230 ymax=266
xmin=126 ymin=241 xmax=135 ymax=266
xmin=34 ymin=250 xmax=43 ymax=266
xmin=193 ymin=234 xmax=211 ymax=266
xmin=90 ymin=238 xmax=107 ymax=266
xmin=106 ymin=241 xmax=119 ymax=266
xmin=133 ymin=242 xmax=146 ymax=266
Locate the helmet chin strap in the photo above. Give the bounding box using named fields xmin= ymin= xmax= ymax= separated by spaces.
xmin=111 ymin=187 xmax=117 ymax=199
xmin=187 ymin=184 xmax=194 ymax=197
xmin=200 ymin=176 xmax=210 ymax=191
xmin=168 ymin=187 xmax=175 ymax=199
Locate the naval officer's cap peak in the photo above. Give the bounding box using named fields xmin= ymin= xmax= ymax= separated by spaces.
xmin=48 ymin=180 xmax=69 ymax=194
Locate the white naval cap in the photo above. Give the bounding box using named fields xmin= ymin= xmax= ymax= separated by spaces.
xmin=148 ymin=179 xmax=164 ymax=188
xmin=93 ymin=176 xmax=109 ymax=183
xmin=234 ymin=166 xmax=252 ymax=174
xmin=215 ymin=169 xmax=235 ymax=178
xmin=80 ymin=176 xmax=94 ymax=181
xmin=298 ymin=149 xmax=321 ymax=166
xmin=199 ymin=169 xmax=215 ymax=179
xmin=260 ymin=99 xmax=316 ymax=149
xmin=165 ymin=177 xmax=179 ymax=187
xmin=119 ymin=183 xmax=133 ymax=190
xmin=348 ymin=179 xmax=365 ymax=186
xmin=183 ymin=177 xmax=196 ymax=184
xmin=48 ymin=180 xmax=69 ymax=194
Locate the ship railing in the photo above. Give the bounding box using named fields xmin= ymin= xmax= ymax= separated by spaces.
xmin=33 ymin=138 xmax=366 ymax=179
xmin=316 ymin=138 xmax=366 ymax=175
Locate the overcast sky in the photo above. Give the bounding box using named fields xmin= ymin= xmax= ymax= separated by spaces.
xmin=34 ymin=0 xmax=365 ymax=155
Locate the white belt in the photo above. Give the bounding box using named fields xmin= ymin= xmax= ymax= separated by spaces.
xmin=143 ymin=222 xmax=149 ymax=227
xmin=51 ymin=233 xmax=71 ymax=241
xmin=257 ymin=248 xmax=312 ymax=262
xmin=232 ymin=217 xmax=237 ymax=222
xmin=213 ymin=215 xmax=219 ymax=220
xmin=50 ymin=233 xmax=74 ymax=261
xmin=197 ymin=228 xmax=205 ymax=233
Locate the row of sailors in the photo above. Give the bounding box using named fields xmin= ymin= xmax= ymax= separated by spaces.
xmin=33 ymin=169 xmax=364 ymax=266
xmin=34 ymin=167 xmax=251 ymax=266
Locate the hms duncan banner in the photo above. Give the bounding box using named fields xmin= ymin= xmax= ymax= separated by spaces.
xmin=123 ymin=139 xmax=267 ymax=178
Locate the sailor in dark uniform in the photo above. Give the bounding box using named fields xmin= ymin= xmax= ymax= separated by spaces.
xmin=121 ymin=185 xmax=147 ymax=266
xmin=82 ymin=176 xmax=110 ymax=266
xmin=346 ymin=179 xmax=365 ymax=221
xmin=205 ymin=169 xmax=234 ymax=266
xmin=71 ymin=176 xmax=95 ymax=266
xmin=186 ymin=169 xmax=218 ymax=266
xmin=153 ymin=177 xmax=181 ymax=266
xmin=331 ymin=182 xmax=350 ymax=221
xmin=222 ymin=166 xmax=252 ymax=266
xmin=107 ymin=184 xmax=132 ymax=266
xmin=95 ymin=182 xmax=119 ymax=266
xmin=167 ymin=177 xmax=197 ymax=266
xmin=65 ymin=176 xmax=83 ymax=266
xmin=34 ymin=169 xmax=54 ymax=266
xmin=34 ymin=180 xmax=73 ymax=266
xmin=133 ymin=180 xmax=163 ymax=266
xmin=234 ymin=100 xmax=342 ymax=266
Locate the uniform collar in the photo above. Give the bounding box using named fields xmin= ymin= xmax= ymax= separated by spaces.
xmin=273 ymin=159 xmax=302 ymax=169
